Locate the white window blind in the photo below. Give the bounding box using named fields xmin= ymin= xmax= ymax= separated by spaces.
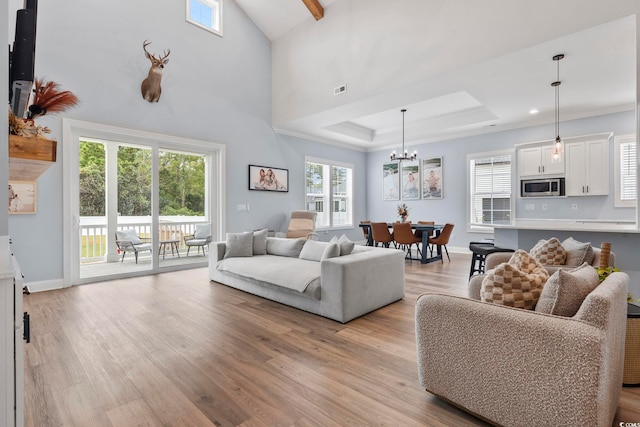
xmin=470 ymin=153 xmax=512 ymax=226
xmin=615 ymin=134 xmax=636 ymax=207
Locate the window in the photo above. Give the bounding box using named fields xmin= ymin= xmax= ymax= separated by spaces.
xmin=305 ymin=157 xmax=353 ymax=229
xmin=615 ymin=134 xmax=637 ymax=207
xmin=468 ymin=151 xmax=513 ymax=231
xmin=186 ymin=0 xmax=222 ymax=37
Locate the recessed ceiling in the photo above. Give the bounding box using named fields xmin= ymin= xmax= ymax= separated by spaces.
xmin=235 ymin=2 xmax=636 ymax=151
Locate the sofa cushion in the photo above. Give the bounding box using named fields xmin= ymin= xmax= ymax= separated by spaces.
xmin=224 ymin=231 xmax=254 ymax=259
xmin=530 ymin=237 xmax=566 ymax=265
xmin=322 ymin=242 xmax=341 ymax=260
xmin=561 ymin=237 xmax=594 ymax=267
xmin=299 ymin=240 xmax=330 ymax=262
xmin=481 ymin=250 xmax=548 ymax=310
xmin=267 ymin=237 xmax=306 ymax=258
xmin=117 ymin=229 xmax=142 ymax=245
xmin=253 ymin=229 xmax=268 ymax=255
xmin=535 ymin=262 xmax=600 ymax=317
xmin=330 ymin=235 xmax=355 ymax=256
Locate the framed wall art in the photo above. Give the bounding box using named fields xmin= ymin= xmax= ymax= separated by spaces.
xmin=421 ymin=157 xmax=443 ymax=199
xmin=382 ymin=162 xmax=399 ymax=200
xmin=401 ymin=160 xmax=420 ymax=200
xmin=248 ymin=165 xmax=288 ymax=192
xmin=8 ymin=181 xmax=37 ymax=214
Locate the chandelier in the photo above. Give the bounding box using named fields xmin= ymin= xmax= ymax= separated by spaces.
xmin=390 ymin=109 xmax=417 ymax=161
xmin=551 ymin=54 xmax=564 ymax=161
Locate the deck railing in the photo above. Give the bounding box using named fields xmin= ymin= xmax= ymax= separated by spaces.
xmin=81 ymin=217 xmax=208 ymax=263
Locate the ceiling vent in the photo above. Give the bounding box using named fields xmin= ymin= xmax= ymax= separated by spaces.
xmin=333 ymin=84 xmax=347 ymax=96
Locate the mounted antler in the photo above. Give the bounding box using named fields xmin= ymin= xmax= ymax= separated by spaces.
xmin=141 ymin=40 xmax=170 ymax=103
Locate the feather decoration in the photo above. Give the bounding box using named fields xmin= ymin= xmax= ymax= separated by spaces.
xmin=28 ymin=79 xmax=79 ymax=119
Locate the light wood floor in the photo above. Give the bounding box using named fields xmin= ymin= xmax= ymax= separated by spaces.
xmin=23 ymin=253 xmax=640 ymax=426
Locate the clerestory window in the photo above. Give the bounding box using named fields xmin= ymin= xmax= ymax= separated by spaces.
xmin=187 ymin=0 xmax=223 ymax=37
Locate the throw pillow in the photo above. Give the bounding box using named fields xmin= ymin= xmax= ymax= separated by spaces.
xmin=299 ymin=240 xmax=330 ymax=262
xmin=194 ymin=224 xmax=211 ymax=239
xmin=253 ymin=229 xmax=268 ymax=255
xmin=117 ymin=229 xmax=142 ymax=245
xmin=561 ymin=237 xmax=594 ymax=267
xmin=330 ymin=235 xmax=356 ymax=256
xmin=535 ymin=262 xmax=600 ymax=317
xmin=481 ymin=250 xmax=549 ymax=310
xmin=321 ymin=242 xmax=341 ymax=260
xmin=530 ymin=237 xmax=566 ymax=265
xmin=266 ymin=237 xmax=306 ymax=258
xmin=224 ymin=231 xmax=254 ymax=259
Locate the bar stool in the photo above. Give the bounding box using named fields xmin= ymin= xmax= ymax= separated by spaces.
xmin=468 ymin=241 xmax=514 ymax=277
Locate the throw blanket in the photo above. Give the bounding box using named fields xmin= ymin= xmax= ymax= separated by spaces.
xmin=216 ymin=255 xmax=321 ymax=293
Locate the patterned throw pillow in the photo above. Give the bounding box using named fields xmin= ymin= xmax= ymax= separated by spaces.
xmin=535 ymin=263 xmax=600 ymax=317
xmin=530 ymin=237 xmax=566 ymax=265
xmin=481 ymin=250 xmax=549 ymax=310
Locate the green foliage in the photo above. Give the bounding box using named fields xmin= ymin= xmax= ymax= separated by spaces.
xmin=595 ymin=266 xmax=620 ymax=283
xmin=79 ymin=142 xmax=205 ymax=217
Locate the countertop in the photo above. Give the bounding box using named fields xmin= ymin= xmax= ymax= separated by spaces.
xmin=493 ymin=219 xmax=640 ymax=233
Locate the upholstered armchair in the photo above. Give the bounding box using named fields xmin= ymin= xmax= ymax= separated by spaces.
xmin=415 ymin=266 xmax=628 ymax=426
xmin=275 ymin=211 xmax=318 ymax=240
xmin=115 ymin=229 xmax=152 ymax=264
xmin=184 ymin=223 xmax=212 ymax=256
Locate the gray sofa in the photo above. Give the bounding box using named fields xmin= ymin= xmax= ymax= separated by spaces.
xmin=209 ymin=237 xmax=406 ymax=323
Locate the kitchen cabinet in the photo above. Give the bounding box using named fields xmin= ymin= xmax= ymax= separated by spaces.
xmin=565 ymin=139 xmax=609 ymax=196
xmin=518 ymin=145 xmax=564 ymax=177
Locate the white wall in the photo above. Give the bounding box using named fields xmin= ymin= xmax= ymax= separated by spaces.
xmin=6 ymin=0 xmax=367 ymax=283
xmin=1 ymin=4 xmax=9 ymax=236
xmin=366 ymin=110 xmax=637 ymax=250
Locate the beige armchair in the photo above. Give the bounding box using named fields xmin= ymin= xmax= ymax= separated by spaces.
xmin=275 ymin=211 xmax=317 ymax=240
xmin=415 ymin=271 xmax=628 ymax=427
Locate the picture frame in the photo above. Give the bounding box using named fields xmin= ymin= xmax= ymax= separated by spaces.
xmin=8 ymin=181 xmax=37 ymax=214
xmin=382 ymin=162 xmax=399 ymax=200
xmin=248 ymin=165 xmax=288 ymax=192
xmin=401 ymin=160 xmax=420 ymax=200
xmin=421 ymin=157 xmax=443 ymax=199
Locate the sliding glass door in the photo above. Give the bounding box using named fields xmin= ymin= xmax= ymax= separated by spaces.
xmin=63 ymin=119 xmax=224 ymax=285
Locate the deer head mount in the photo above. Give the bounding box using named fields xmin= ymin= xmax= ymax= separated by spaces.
xmin=141 ymin=40 xmax=170 ymax=103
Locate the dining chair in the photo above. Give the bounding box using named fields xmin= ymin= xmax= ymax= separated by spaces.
xmin=370 ymin=222 xmax=395 ymax=248
xmin=392 ymin=222 xmax=421 ymax=260
xmin=360 ymin=220 xmax=372 ymax=245
xmin=427 ymin=223 xmax=454 ymax=262
xmin=414 ymin=220 xmax=435 ymax=242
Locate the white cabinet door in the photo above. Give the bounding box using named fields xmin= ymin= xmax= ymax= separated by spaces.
xmin=565 ymin=139 xmax=609 ymax=196
xmin=518 ymin=146 xmax=564 ymax=177
xmin=541 ymin=145 xmax=565 ymax=175
xmin=584 ymin=139 xmax=609 ymax=195
xmin=518 ymin=147 xmax=543 ymax=176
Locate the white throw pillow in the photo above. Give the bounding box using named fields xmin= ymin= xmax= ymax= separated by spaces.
xmin=194 ymin=224 xmax=211 ymax=239
xmin=299 ymin=240 xmax=330 ymax=262
xmin=224 ymin=231 xmax=254 ymax=259
xmin=330 ymin=234 xmax=356 ymax=256
xmin=561 ymin=237 xmax=594 ymax=267
xmin=266 ymin=237 xmax=306 ymax=258
xmin=253 ymin=229 xmax=268 ymax=255
xmin=117 ymin=229 xmax=142 ymax=245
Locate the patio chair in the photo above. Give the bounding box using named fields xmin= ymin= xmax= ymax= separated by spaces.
xmin=184 ymin=223 xmax=212 ymax=256
xmin=115 ymin=229 xmax=153 ymax=264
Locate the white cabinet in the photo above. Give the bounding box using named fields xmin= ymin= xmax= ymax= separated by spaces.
xmin=518 ymin=146 xmax=564 ymax=177
xmin=0 ymin=237 xmax=24 ymax=427
xmin=565 ymin=139 xmax=609 ymax=196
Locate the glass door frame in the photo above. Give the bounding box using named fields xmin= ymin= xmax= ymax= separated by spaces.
xmin=62 ymin=118 xmax=226 ymax=286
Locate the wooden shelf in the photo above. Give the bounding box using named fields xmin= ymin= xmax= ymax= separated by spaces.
xmin=8 ymin=134 xmax=57 ymax=181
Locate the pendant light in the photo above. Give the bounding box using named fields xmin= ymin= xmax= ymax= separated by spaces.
xmin=390 ymin=109 xmax=417 ymax=161
xmin=551 ymin=54 xmax=564 ymax=161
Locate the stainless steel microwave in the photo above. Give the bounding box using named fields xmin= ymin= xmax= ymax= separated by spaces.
xmin=521 ymin=178 xmax=565 ymax=197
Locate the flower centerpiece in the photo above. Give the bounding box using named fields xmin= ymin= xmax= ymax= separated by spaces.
xmin=397 ymin=203 xmax=409 ymax=222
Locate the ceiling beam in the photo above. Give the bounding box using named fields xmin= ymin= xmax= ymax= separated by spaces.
xmin=301 ymin=0 xmax=324 ymax=21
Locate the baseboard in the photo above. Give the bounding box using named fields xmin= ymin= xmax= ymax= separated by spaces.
xmin=24 ymin=279 xmax=66 ymax=293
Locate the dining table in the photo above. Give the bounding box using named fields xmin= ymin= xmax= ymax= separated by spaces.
xmin=359 ymin=222 xmax=445 ymax=264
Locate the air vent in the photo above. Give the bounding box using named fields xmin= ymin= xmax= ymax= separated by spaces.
xmin=333 ymin=84 xmax=347 ymax=96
